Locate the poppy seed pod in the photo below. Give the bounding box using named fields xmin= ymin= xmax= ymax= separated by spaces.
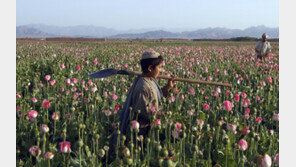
xmin=128 ymin=142 xmax=134 ymax=149
xmin=78 ymin=140 xmax=84 ymax=147
xmin=169 ymin=148 xmax=175 ymax=157
xmin=98 ymin=149 xmax=105 ymax=158
xmin=123 ymin=147 xmax=130 ymax=157
xmin=123 ymin=156 xmax=133 ymax=165
xmin=146 ymin=137 xmax=150 ymax=143
xmin=121 ymin=135 xmax=126 ymax=141
xmin=160 ymin=148 xmax=169 ymax=157
xmin=95 ymin=134 xmax=100 ymax=140
xmin=155 ymin=143 xmax=162 ymax=152
xmin=192 ymin=144 xmax=198 ymax=152
xmin=162 ymin=158 xmax=174 ymax=167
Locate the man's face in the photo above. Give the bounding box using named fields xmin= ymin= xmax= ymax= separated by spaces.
xmin=262 ymin=36 xmax=267 ymax=41
xmin=150 ymin=62 xmax=163 ymax=79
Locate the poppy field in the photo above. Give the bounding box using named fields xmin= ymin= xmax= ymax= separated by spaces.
xmin=16 ymin=40 xmax=279 ymax=167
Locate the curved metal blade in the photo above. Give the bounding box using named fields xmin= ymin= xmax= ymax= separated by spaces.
xmin=88 ymin=68 xmax=118 ymax=78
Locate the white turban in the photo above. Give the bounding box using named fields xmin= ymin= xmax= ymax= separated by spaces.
xmin=262 ymin=33 xmax=268 ymax=38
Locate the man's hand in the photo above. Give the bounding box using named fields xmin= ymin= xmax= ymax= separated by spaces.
xmin=162 ymin=75 xmax=176 ymax=98
xmin=165 ymin=75 xmax=176 ymax=90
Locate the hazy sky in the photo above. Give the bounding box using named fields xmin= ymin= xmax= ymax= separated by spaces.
xmin=16 ymin=0 xmax=279 ymax=31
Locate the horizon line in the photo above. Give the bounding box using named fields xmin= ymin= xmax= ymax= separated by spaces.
xmin=16 ymin=23 xmax=279 ymax=31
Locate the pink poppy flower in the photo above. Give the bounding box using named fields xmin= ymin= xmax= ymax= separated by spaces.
xmin=226 ymin=90 xmax=230 ymax=95
xmin=207 ymin=76 xmax=213 ymax=81
xmin=173 ymin=89 xmax=179 ymax=94
xmin=93 ymin=61 xmax=98 ymax=64
xmin=205 ymin=67 xmax=208 ymax=73
xmin=241 ymin=126 xmax=250 ymax=135
xmin=104 ymin=110 xmax=112 ymax=116
xmin=188 ymin=87 xmax=195 ymax=95
xmin=187 ymin=110 xmax=194 ymax=116
xmin=222 ymin=101 xmax=232 ymax=111
xmin=150 ymin=106 xmax=156 ymax=112
xmin=42 ymin=99 xmax=50 ymax=109
xmin=87 ymin=80 xmax=93 ymax=86
xmin=112 ymin=109 xmax=118 ymax=115
xmin=176 ymin=123 xmax=182 ymax=131
xmin=169 ymin=96 xmax=175 ymax=102
xmin=273 ymin=114 xmax=279 ymax=121
xmin=18 ymin=113 xmax=23 ymax=118
xmin=223 ymin=70 xmax=227 ymax=75
xmin=256 ymin=117 xmax=263 ymax=124
xmin=115 ymin=104 xmax=121 ymax=110
xmin=51 ymin=112 xmax=60 ymax=121
xmin=215 ymin=68 xmax=219 ymax=73
xmin=234 ymin=94 xmax=240 ymax=102
xmin=60 ymin=63 xmax=65 ymax=69
xmin=172 ymin=130 xmax=180 ymax=139
xmin=84 ymin=98 xmax=89 ymax=103
xmin=31 ymin=97 xmax=38 ymax=103
xmin=110 ymin=94 xmax=118 ymax=100
xmin=71 ymin=78 xmax=78 ymax=84
xmin=16 ymin=93 xmax=21 ymax=99
xmin=245 ymin=108 xmax=250 ymax=115
xmin=203 ymin=103 xmax=210 ymax=111
xmin=59 ymin=141 xmax=71 ymax=153
xmin=197 ymin=119 xmax=204 ymax=130
xmin=242 ymin=99 xmax=251 ymax=107
xmin=41 ymin=124 xmax=49 ymax=133
xmin=238 ymin=139 xmax=248 ymax=151
xmin=38 ymin=83 xmax=44 ymax=87
xmin=267 ymin=76 xmax=273 ymax=83
xmin=103 ymin=91 xmax=108 ymax=97
xmin=45 ymin=75 xmax=51 ymax=81
xmin=241 ymin=92 xmax=247 ymax=99
xmin=156 ymin=119 xmax=161 ymax=126
xmin=243 ymin=108 xmax=250 ymax=119
xmin=29 ymin=146 xmax=41 ymax=157
xmin=65 ymin=78 xmax=71 ymax=84
xmin=273 ymin=153 xmax=279 ymax=165
xmin=227 ymin=124 xmax=237 ymax=133
xmin=49 ymin=80 xmax=56 ymax=86
xmin=28 ymin=110 xmax=38 ymax=119
xmin=259 ymin=154 xmax=272 ymax=167
xmin=132 ymin=120 xmax=140 ymax=130
xmin=76 ymin=65 xmax=81 ymax=70
xmin=180 ymin=94 xmax=184 ymax=99
xmin=65 ymin=114 xmax=72 ymax=118
xmin=219 ymin=120 xmax=225 ymax=124
xmin=17 ymin=106 xmax=21 ymax=111
xmin=71 ymin=87 xmax=77 ymax=92
xmin=43 ymin=152 xmax=54 ymax=159
xmin=213 ymin=93 xmax=219 ymax=98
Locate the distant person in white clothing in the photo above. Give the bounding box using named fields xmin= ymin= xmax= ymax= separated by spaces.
xmin=255 ymin=33 xmax=271 ymax=62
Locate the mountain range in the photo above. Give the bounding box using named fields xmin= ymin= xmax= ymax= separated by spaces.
xmin=16 ymin=24 xmax=279 ymax=39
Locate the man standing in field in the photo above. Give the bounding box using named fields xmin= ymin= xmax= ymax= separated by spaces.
xmin=107 ymin=50 xmax=175 ymax=161
xmin=119 ymin=50 xmax=174 ymax=136
xmin=255 ymin=33 xmax=271 ymax=62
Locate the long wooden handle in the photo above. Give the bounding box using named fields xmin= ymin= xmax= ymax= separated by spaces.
xmin=118 ymin=70 xmax=232 ymax=87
